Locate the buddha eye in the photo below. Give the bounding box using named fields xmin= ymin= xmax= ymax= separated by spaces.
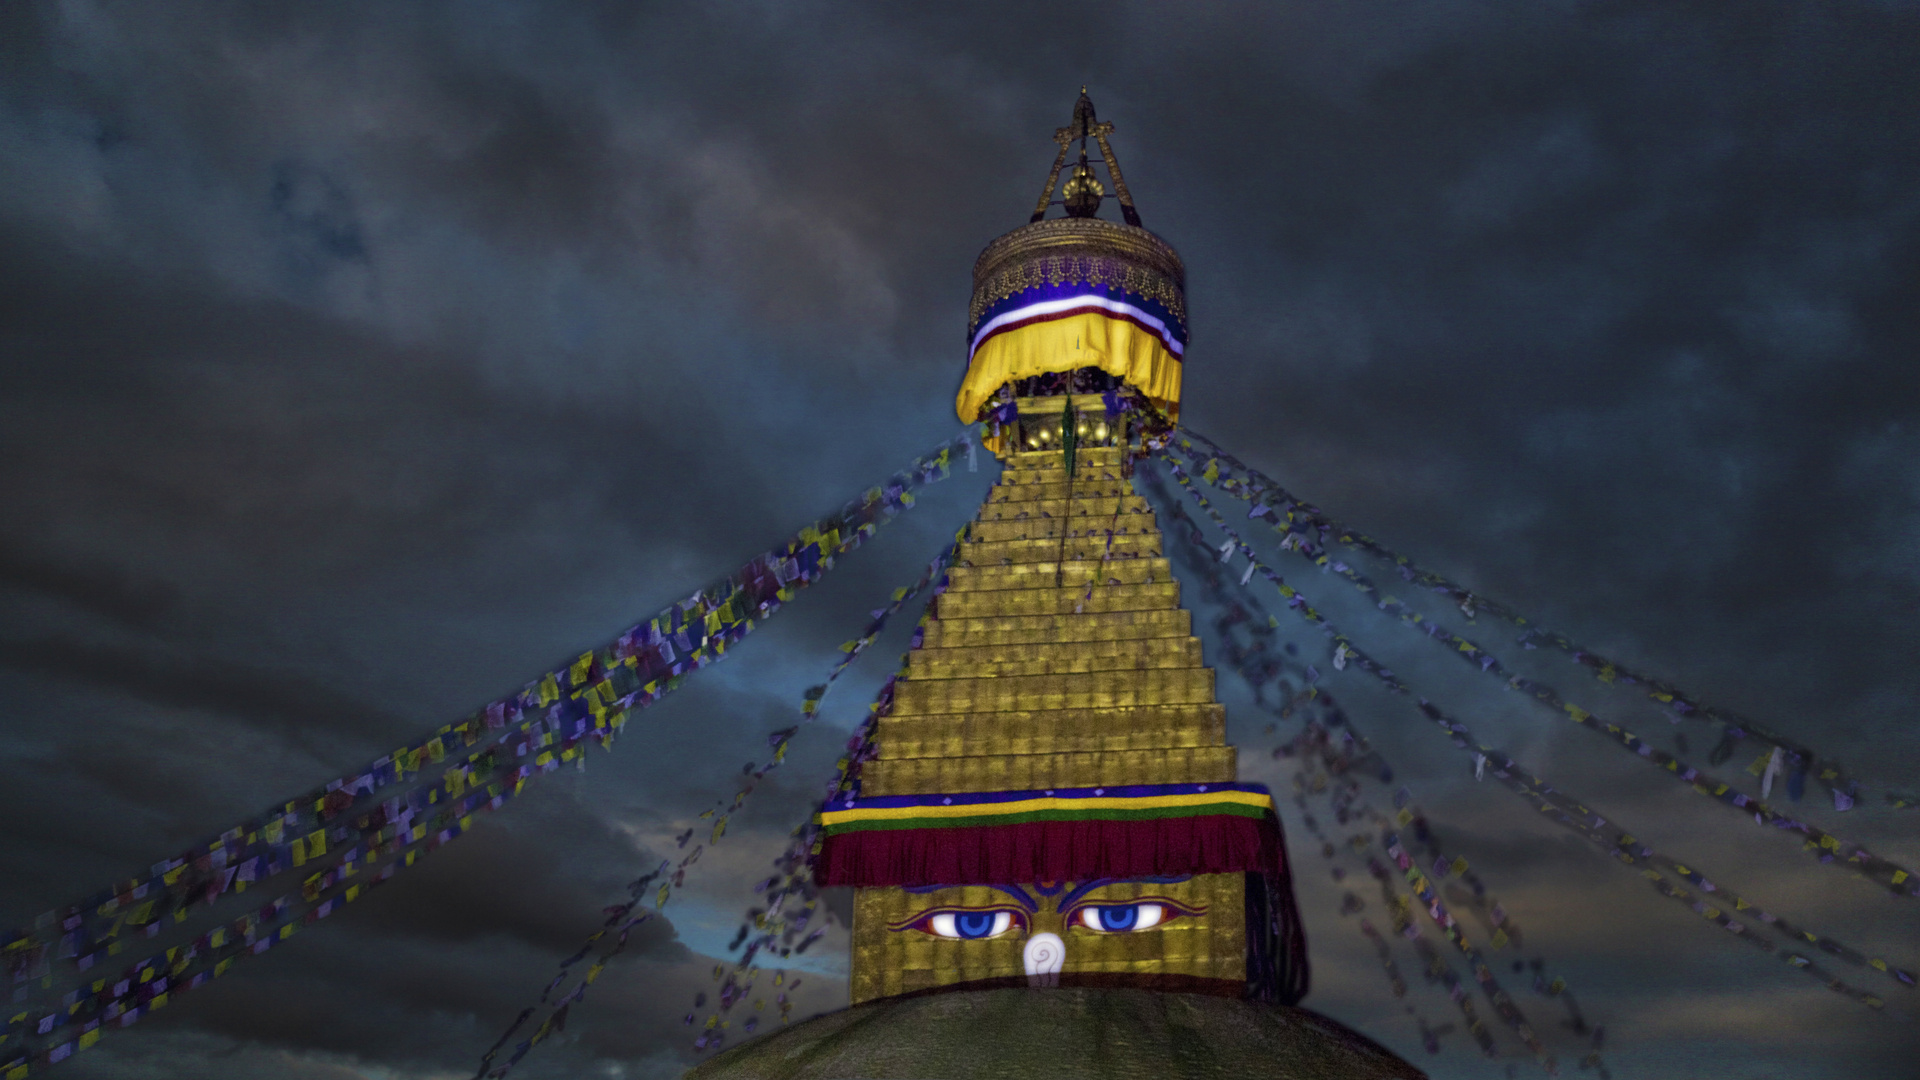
xmin=1077 ymin=903 xmax=1166 ymax=932
xmin=1068 ymin=897 xmax=1201 ymax=933
xmin=897 ymin=908 xmax=1025 ymax=939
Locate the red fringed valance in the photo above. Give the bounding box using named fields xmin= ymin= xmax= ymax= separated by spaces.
xmin=813 ymin=813 xmax=1279 ymax=888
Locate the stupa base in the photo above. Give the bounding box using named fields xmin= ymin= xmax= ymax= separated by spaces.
xmin=684 ymin=986 xmax=1425 ymax=1080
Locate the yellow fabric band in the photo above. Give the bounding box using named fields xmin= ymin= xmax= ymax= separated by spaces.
xmin=955 ymin=312 xmax=1183 ymax=424
xmin=819 ymin=788 xmax=1269 ymax=827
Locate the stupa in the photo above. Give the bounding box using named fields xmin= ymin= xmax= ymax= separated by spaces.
xmin=688 ymin=90 xmax=1422 ymax=1080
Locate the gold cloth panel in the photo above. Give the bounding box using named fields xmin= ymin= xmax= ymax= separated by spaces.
xmin=906 ymin=640 xmax=1201 ymax=681
xmin=976 ymin=495 xmax=1149 ymax=520
xmin=946 ymin=559 xmax=1170 ymax=592
xmin=936 ymin=582 xmax=1180 ymax=619
xmin=1006 ymin=445 xmax=1126 ymax=465
xmin=955 ymin=312 xmax=1183 ymax=424
xmin=1004 ymin=464 xmax=1131 ymax=486
xmin=988 ymin=481 xmax=1135 ymax=503
xmin=907 ymin=634 xmax=1196 ymax=671
xmin=960 ymin=536 xmax=1164 ymax=563
xmin=967 ymin=517 xmax=1162 ymax=544
xmin=922 ymin=609 xmax=1191 ymax=649
xmin=859 ymin=746 xmax=1237 ymax=796
xmin=889 ymin=668 xmax=1214 ymax=716
xmin=874 ymin=703 xmax=1226 ymax=759
xmin=851 ymin=876 xmax=1244 ymax=1005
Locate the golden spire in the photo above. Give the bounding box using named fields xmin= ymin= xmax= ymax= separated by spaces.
xmin=1028 ymin=88 xmax=1142 ymax=227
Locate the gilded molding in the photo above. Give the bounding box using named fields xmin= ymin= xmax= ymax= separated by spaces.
xmin=967 ymin=220 xmax=1188 ymax=339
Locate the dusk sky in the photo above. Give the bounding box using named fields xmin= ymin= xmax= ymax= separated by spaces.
xmin=2 ymin=3 xmax=1917 ymax=1078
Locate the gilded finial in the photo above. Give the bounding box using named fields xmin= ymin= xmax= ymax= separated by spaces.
xmin=1028 ymin=89 xmax=1143 ymax=227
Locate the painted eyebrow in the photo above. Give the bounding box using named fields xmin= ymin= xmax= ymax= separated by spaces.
xmin=1055 ymin=876 xmax=1192 ymax=912
xmin=901 ymin=883 xmax=1038 ymax=912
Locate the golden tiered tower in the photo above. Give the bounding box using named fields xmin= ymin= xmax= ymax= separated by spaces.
xmin=849 ymin=441 xmax=1249 ymax=1002
xmin=809 ymin=89 xmax=1307 ymax=1008
xmin=688 ymin=87 xmax=1423 ymax=1080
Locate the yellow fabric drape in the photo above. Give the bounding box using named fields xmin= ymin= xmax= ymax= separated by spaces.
xmin=956 ymin=312 xmax=1183 ymax=424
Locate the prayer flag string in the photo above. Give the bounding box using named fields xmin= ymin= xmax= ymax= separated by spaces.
xmin=1137 ymin=464 xmax=1577 ymax=1071
xmin=1147 ymin=453 xmax=1914 ymax=1007
xmin=478 ymin=532 xmax=965 ymax=1077
xmin=1288 ymin=766 xmax=1503 ymax=1063
xmin=1165 ymin=438 xmax=1920 ymax=900
xmin=1174 ymin=426 xmax=1887 ymax=809
xmin=0 ymin=776 xmax=522 ymax=1077
xmin=0 ymin=434 xmax=976 ymax=1076
xmin=688 ymin=554 xmax=957 ymax=1059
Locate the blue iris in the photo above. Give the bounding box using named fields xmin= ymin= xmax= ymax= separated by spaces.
xmin=1096 ymin=905 xmax=1139 ymax=931
xmin=954 ymin=912 xmax=998 ymax=939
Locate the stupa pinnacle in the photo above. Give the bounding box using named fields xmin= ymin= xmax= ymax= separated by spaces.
xmin=687 ymin=90 xmax=1422 ymax=1080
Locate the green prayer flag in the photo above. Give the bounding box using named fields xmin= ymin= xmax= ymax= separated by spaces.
xmin=1061 ymin=397 xmax=1077 ymax=478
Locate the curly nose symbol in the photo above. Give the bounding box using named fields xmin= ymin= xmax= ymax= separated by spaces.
xmin=1023 ymin=932 xmax=1064 ymax=987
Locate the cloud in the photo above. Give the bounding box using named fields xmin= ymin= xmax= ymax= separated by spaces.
xmin=2 ymin=1 xmax=1917 ymax=1077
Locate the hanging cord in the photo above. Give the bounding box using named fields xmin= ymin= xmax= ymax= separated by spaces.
xmin=0 ymin=436 xmax=976 ymax=1078
xmin=479 ymin=535 xmax=967 ymax=1077
xmin=1289 ymin=757 xmax=1502 ymax=1063
xmin=1053 ymin=396 xmax=1078 ymax=589
xmin=1149 ymin=453 xmax=1914 ymax=1006
xmin=0 ymin=432 xmax=978 ymax=1018
xmin=1169 ymin=436 xmax=1920 ymax=901
xmin=1177 ymin=426 xmax=1882 ymax=809
xmin=1144 ymin=463 xmax=1560 ymax=1070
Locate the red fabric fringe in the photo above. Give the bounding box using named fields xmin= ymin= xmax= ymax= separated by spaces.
xmin=813 ymin=813 xmax=1279 ymax=887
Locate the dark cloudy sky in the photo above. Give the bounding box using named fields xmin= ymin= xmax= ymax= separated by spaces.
xmin=2 ymin=2 xmax=1917 ymax=1078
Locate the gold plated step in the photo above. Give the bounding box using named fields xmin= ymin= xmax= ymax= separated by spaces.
xmin=889 ymin=667 xmax=1215 ymax=715
xmin=936 ymin=581 xmax=1180 ymax=618
xmin=874 ymin=704 xmax=1227 ymax=758
xmin=967 ymin=516 xmax=1163 ymax=544
xmin=921 ymin=608 xmax=1192 ymax=648
xmin=960 ymin=535 xmax=1164 ymax=564
xmin=987 ymin=481 xmax=1134 ymax=503
xmin=976 ymin=495 xmax=1150 ymax=521
xmin=945 ymin=558 xmax=1171 ymax=591
xmin=909 ymin=635 xmax=1199 ymax=671
xmin=860 ymin=746 xmax=1236 ymax=796
xmin=906 ymin=637 xmax=1202 ymax=680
